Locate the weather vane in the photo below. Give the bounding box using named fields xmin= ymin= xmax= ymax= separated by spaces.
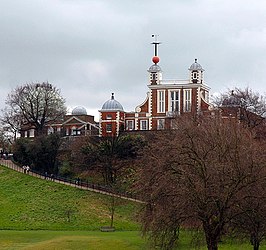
xmin=151 ymin=34 xmax=161 ymax=57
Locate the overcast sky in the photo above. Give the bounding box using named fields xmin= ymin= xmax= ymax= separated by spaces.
xmin=1 ymin=0 xmax=266 ymax=120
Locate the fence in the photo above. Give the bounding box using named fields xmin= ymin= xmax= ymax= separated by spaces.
xmin=0 ymin=159 xmax=143 ymax=203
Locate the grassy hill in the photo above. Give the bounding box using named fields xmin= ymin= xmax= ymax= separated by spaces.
xmin=0 ymin=165 xmax=140 ymax=231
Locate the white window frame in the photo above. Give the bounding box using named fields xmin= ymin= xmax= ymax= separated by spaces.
xmin=157 ymin=119 xmax=165 ymax=130
xmin=157 ymin=90 xmax=165 ymax=113
xmin=204 ymin=91 xmax=209 ymax=102
xmin=106 ymin=124 xmax=112 ymax=132
xmin=47 ymin=127 xmax=54 ymax=135
xmin=140 ymin=120 xmax=148 ymax=130
xmin=183 ymin=89 xmax=192 ymax=112
xmin=29 ymin=129 xmax=35 ymax=137
xmin=106 ymin=114 xmax=112 ymax=120
xmin=126 ymin=120 xmax=134 ymax=131
xmin=72 ymin=127 xmax=81 ymax=136
xmin=71 ymin=126 xmax=76 ymax=135
xmin=169 ymin=90 xmax=180 ymax=113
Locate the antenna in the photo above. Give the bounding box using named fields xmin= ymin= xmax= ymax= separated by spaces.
xmin=151 ymin=34 xmax=161 ymax=56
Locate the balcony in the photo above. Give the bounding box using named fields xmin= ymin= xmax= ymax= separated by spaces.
xmin=166 ymin=111 xmax=180 ymax=117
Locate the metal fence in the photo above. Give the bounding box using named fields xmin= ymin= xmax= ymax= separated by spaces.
xmin=0 ymin=159 xmax=142 ymax=203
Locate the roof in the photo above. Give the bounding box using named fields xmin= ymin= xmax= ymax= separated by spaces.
xmin=148 ymin=64 xmax=162 ymax=73
xmin=189 ymin=59 xmax=204 ymax=71
xmin=101 ymin=93 xmax=124 ymax=111
xmin=222 ymin=91 xmax=241 ymax=107
xmin=71 ymin=106 xmax=87 ymax=115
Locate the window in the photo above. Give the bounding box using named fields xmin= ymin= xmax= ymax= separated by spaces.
xmin=204 ymin=91 xmax=209 ymax=102
xmin=170 ymin=90 xmax=180 ymax=113
xmin=47 ymin=127 xmax=54 ymax=135
xmin=72 ymin=126 xmax=81 ymax=135
xmin=126 ymin=120 xmax=134 ymax=131
xmin=72 ymin=129 xmax=81 ymax=136
xmin=184 ymin=89 xmax=192 ymax=112
xmin=106 ymin=114 xmax=112 ymax=120
xmin=158 ymin=90 xmax=165 ymax=113
xmin=157 ymin=119 xmax=165 ymax=130
xmin=29 ymin=129 xmax=35 ymax=137
xmin=106 ymin=124 xmax=112 ymax=132
xmin=193 ymin=72 xmax=198 ymax=79
xmin=140 ymin=120 xmax=148 ymax=130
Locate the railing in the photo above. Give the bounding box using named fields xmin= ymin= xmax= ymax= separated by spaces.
xmin=0 ymin=159 xmax=143 ymax=203
xmin=166 ymin=111 xmax=180 ymax=117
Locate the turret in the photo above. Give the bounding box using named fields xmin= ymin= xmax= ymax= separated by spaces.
xmin=189 ymin=59 xmax=204 ymax=84
xmin=99 ymin=93 xmax=125 ymax=137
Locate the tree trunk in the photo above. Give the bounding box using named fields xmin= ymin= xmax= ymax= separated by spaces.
xmin=110 ymin=196 xmax=115 ymax=227
xmin=253 ymin=242 xmax=260 ymax=250
xmin=203 ymin=223 xmax=220 ymax=250
xmin=252 ymin=239 xmax=260 ymax=250
xmin=205 ymin=235 xmax=218 ymax=250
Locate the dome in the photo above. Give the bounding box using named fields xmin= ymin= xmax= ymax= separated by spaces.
xmin=101 ymin=93 xmax=124 ymax=111
xmin=72 ymin=106 xmax=87 ymax=115
xmin=189 ymin=59 xmax=204 ymax=71
xmin=222 ymin=91 xmax=241 ymax=107
xmin=148 ymin=64 xmax=162 ymax=73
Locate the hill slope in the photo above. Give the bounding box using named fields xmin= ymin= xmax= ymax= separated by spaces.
xmin=0 ymin=165 xmax=139 ymax=230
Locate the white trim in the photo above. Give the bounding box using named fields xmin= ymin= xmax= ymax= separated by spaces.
xmin=157 ymin=119 xmax=165 ymax=130
xmin=126 ymin=120 xmax=134 ymax=131
xmin=135 ymin=92 xmax=149 ymax=112
xmin=149 ymin=83 xmax=210 ymax=91
xmin=157 ymin=90 xmax=165 ymax=113
xmin=140 ymin=120 xmax=148 ymax=130
xmin=168 ymin=89 xmax=180 ymax=114
xmin=183 ymin=89 xmax=192 ymax=112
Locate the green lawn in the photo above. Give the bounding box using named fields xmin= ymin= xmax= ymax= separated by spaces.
xmin=0 ymin=230 xmax=265 ymax=250
xmin=1 ymin=164 xmax=266 ymax=249
xmin=0 ymin=231 xmax=147 ymax=250
xmin=0 ymin=165 xmax=139 ymax=231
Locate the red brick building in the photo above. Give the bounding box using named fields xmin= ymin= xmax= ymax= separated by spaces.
xmin=20 ymin=106 xmax=99 ymax=138
xmin=99 ymin=39 xmax=211 ymax=136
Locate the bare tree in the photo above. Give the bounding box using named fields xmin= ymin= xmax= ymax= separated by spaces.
xmin=213 ymin=87 xmax=266 ymax=127
xmin=230 ymin=178 xmax=266 ymax=250
xmin=65 ymin=134 xmax=145 ymax=187
xmin=1 ymin=82 xmax=66 ymax=136
xmin=136 ymin=116 xmax=266 ymax=250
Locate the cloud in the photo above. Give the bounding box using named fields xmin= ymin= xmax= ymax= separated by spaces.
xmin=1 ymin=0 xmax=266 ymax=120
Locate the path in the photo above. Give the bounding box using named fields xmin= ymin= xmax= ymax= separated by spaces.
xmin=0 ymin=159 xmax=144 ymax=204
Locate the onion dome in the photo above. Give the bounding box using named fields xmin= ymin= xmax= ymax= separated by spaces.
xmin=189 ymin=59 xmax=204 ymax=71
xmin=222 ymin=91 xmax=241 ymax=107
xmin=72 ymin=106 xmax=87 ymax=115
xmin=101 ymin=93 xmax=124 ymax=111
xmin=148 ymin=64 xmax=162 ymax=73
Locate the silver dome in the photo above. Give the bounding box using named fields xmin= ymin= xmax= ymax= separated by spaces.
xmin=72 ymin=106 xmax=87 ymax=115
xmin=222 ymin=91 xmax=241 ymax=107
xmin=189 ymin=59 xmax=204 ymax=71
xmin=148 ymin=64 xmax=162 ymax=73
xmin=101 ymin=93 xmax=124 ymax=111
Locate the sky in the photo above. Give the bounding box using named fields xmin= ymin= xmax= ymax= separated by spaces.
xmin=1 ymin=0 xmax=266 ymax=121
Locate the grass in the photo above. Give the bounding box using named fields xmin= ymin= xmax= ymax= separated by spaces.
xmin=0 ymin=165 xmax=139 ymax=231
xmin=0 ymin=230 xmax=265 ymax=250
xmin=0 ymin=231 xmax=147 ymax=250
xmin=1 ymin=164 xmax=266 ymax=249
